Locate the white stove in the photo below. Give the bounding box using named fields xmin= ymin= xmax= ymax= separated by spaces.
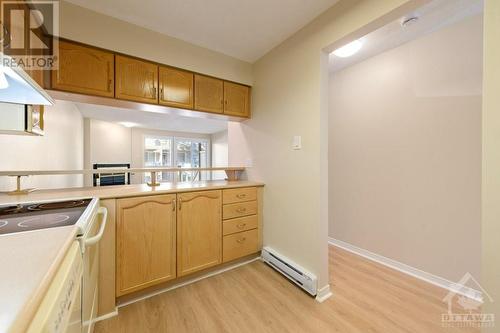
xmin=0 ymin=198 xmax=99 ymax=236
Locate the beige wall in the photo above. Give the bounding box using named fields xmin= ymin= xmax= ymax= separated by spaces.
xmin=482 ymin=0 xmax=500 ymax=329
xmin=0 ymin=100 xmax=84 ymax=191
xmin=59 ymin=1 xmax=252 ymax=85
xmin=211 ymin=130 xmax=228 ymax=180
xmin=329 ymin=14 xmax=482 ymax=281
xmin=228 ymin=0 xmax=425 ymax=289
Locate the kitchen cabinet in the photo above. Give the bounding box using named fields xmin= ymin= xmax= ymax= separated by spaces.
xmin=194 ymin=74 xmax=224 ymax=114
xmin=159 ymin=66 xmax=193 ymax=109
xmin=222 ymin=187 xmax=260 ymax=263
xmin=177 ymin=190 xmax=222 ymax=276
xmin=115 ymin=55 xmax=158 ymax=103
xmin=223 ymin=81 xmax=250 ymax=117
xmin=51 ymin=40 xmax=114 ymax=97
xmin=116 ymin=194 xmax=177 ymax=296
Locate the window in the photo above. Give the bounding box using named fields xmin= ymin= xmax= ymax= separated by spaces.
xmin=143 ymin=135 xmax=210 ymax=183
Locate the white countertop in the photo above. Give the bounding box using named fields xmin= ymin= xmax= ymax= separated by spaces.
xmin=0 ymin=226 xmax=78 ymax=333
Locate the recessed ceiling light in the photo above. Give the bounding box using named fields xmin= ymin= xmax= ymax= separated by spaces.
xmin=333 ymin=40 xmax=363 ymax=58
xmin=118 ymin=122 xmax=138 ymax=128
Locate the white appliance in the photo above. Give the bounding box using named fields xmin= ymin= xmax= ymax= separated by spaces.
xmin=23 ymin=198 xmax=107 ymax=333
xmin=261 ymin=247 xmax=318 ymax=296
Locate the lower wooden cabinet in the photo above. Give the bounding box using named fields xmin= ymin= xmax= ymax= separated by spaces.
xmin=177 ymin=190 xmax=222 ymax=276
xmin=114 ymin=187 xmax=261 ymax=298
xmin=116 ymin=194 xmax=177 ymax=296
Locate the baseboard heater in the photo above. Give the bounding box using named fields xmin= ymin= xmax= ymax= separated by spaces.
xmin=261 ymin=247 xmax=317 ymax=296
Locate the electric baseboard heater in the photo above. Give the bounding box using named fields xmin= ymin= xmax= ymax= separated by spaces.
xmin=261 ymin=246 xmax=317 ymax=296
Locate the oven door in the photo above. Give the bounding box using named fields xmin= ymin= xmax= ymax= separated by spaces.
xmin=82 ymin=207 xmax=108 ymax=333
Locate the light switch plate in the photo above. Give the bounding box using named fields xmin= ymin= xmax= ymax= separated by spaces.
xmin=292 ymin=135 xmax=302 ymax=150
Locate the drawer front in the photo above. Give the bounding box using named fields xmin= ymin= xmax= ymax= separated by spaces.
xmin=223 ymin=187 xmax=257 ymax=204
xmin=223 ymin=201 xmax=257 ymax=220
xmin=223 ymin=229 xmax=259 ymax=262
xmin=223 ymin=215 xmax=258 ymax=236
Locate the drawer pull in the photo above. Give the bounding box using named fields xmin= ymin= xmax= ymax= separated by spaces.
xmin=237 ymin=223 xmax=246 ymax=229
xmin=237 ymin=237 xmax=246 ymax=244
xmin=236 ymin=207 xmax=247 ymax=213
xmin=236 ymin=193 xmax=247 ymax=199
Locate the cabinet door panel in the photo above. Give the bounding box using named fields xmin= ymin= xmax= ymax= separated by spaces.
xmin=52 ymin=40 xmax=114 ymax=97
xmin=116 ymin=194 xmax=176 ymax=296
xmin=224 ymin=82 xmax=250 ymax=117
xmin=194 ymin=74 xmax=223 ymax=114
xmin=159 ymin=66 xmax=193 ymax=109
xmin=115 ymin=55 xmax=158 ymax=103
xmin=177 ymin=190 xmax=222 ymax=276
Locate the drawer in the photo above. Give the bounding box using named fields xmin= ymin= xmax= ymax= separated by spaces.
xmin=223 ymin=215 xmax=258 ymax=236
xmin=223 ymin=229 xmax=259 ymax=262
xmin=223 ymin=201 xmax=257 ymax=220
xmin=223 ymin=187 xmax=257 ymax=204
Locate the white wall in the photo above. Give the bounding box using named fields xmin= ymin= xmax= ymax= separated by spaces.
xmin=228 ymin=0 xmax=422 ymax=290
xmin=211 ymin=130 xmax=228 ymax=180
xmin=0 ymin=100 xmax=84 ymax=191
xmin=59 ymin=0 xmax=252 ymax=85
xmin=329 ymin=14 xmax=482 ymax=281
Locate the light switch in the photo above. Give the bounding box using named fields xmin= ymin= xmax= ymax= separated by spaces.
xmin=292 ymin=136 xmax=302 ymax=150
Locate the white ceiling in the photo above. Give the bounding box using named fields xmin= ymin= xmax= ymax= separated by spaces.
xmin=64 ymin=0 xmax=339 ymax=62
xmin=329 ymin=0 xmax=483 ymax=73
xmin=75 ymin=103 xmax=228 ymax=134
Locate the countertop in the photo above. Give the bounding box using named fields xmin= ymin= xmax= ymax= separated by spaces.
xmin=0 ymin=226 xmax=78 ymax=333
xmin=0 ymin=180 xmax=264 ymax=205
xmin=0 ymin=180 xmax=264 ymax=332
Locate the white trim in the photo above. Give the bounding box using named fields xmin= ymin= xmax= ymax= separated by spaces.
xmin=94 ymin=308 xmax=118 ymax=323
xmin=315 ymin=284 xmax=333 ymax=303
xmin=328 ymin=238 xmax=482 ymax=302
xmin=119 ymin=256 xmax=260 ymax=308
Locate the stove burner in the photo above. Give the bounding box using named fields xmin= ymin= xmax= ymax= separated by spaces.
xmin=0 ymin=220 xmax=7 ymax=228
xmin=27 ymin=200 xmax=87 ymax=211
xmin=18 ymin=215 xmax=70 ymax=228
xmin=0 ymin=205 xmax=24 ymax=214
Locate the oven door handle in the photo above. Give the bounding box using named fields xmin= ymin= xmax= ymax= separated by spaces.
xmin=85 ymin=207 xmax=108 ymax=247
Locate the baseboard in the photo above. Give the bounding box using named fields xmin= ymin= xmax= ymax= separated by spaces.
xmin=315 ymin=284 xmax=333 ymax=303
xmin=118 ymin=256 xmax=261 ymax=308
xmin=328 ymin=238 xmax=482 ymax=302
xmin=94 ymin=308 xmax=118 ymax=323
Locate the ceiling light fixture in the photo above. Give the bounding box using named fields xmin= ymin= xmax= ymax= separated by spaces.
xmin=118 ymin=122 xmax=138 ymax=128
xmin=333 ymin=40 xmax=363 ymax=58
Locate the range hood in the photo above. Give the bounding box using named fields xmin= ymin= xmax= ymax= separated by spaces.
xmin=0 ymin=53 xmax=54 ymax=105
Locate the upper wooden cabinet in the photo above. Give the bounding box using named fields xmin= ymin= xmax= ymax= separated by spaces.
xmin=51 ymin=40 xmax=114 ymax=97
xmin=159 ymin=66 xmax=194 ymax=109
xmin=194 ymin=74 xmax=224 ymax=114
xmin=115 ymin=55 xmax=158 ymax=104
xmin=116 ymin=194 xmax=177 ymax=296
xmin=177 ymin=190 xmax=222 ymax=277
xmin=223 ymin=82 xmax=250 ymax=117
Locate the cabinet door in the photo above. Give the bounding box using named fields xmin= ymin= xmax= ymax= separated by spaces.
xmin=51 ymin=40 xmax=114 ymax=97
xmin=115 ymin=55 xmax=158 ymax=103
xmin=177 ymin=190 xmax=222 ymax=276
xmin=116 ymin=194 xmax=176 ymax=296
xmin=194 ymin=74 xmax=223 ymax=114
xmin=223 ymin=81 xmax=250 ymax=117
xmin=159 ymin=66 xmax=193 ymax=109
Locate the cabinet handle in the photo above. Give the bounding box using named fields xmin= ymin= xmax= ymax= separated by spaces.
xmin=152 ymin=87 xmax=157 ymax=97
xmin=237 ymin=237 xmax=246 ymax=244
xmin=108 ymin=79 xmax=112 ymax=92
xmin=178 ymin=198 xmax=182 ymax=210
xmin=236 ymin=193 xmax=247 ymax=199
xmin=172 ymin=198 xmax=176 ymax=211
xmin=237 ymin=223 xmax=246 ymax=229
xmin=236 ymin=207 xmax=247 ymax=213
xmin=160 ymin=87 xmax=164 ymax=97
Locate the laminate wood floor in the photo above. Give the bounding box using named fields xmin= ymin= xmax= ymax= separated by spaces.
xmin=95 ymin=246 xmax=480 ymax=333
